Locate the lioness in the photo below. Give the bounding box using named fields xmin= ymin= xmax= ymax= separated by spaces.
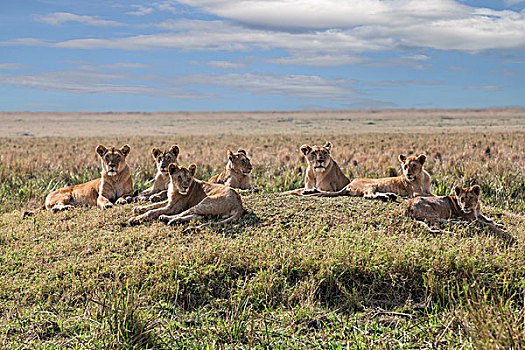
xmin=404 ymin=185 xmax=505 ymax=234
xmin=209 ymin=149 xmax=253 ymax=190
xmin=45 ymin=144 xmax=133 ymax=212
xmin=311 ymin=154 xmax=432 ymax=201
xmin=137 ymin=145 xmax=179 ymax=202
xmin=283 ymin=142 xmax=350 ymax=195
xmin=128 ymin=163 xmax=243 ymax=226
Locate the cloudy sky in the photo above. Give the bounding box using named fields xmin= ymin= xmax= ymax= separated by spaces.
xmin=1 ymin=0 xmax=524 ymax=111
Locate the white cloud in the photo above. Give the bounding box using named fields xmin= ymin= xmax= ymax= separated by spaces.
xmin=465 ymin=85 xmax=503 ymax=91
xmin=205 ymin=61 xmax=246 ymax=69
xmin=0 ymin=71 xmax=208 ymax=99
xmin=264 ymin=55 xmax=369 ymax=67
xmin=48 ymin=20 xmax=391 ymax=54
xmin=35 ymin=12 xmax=124 ymax=27
xmin=174 ymin=73 xmax=359 ymax=100
xmin=363 ymin=80 xmax=443 ymax=87
xmin=177 ymin=0 xmax=471 ymax=29
xmin=504 ymin=0 xmax=524 ymax=6
xmin=125 ymin=5 xmax=155 ymax=16
xmin=174 ymin=0 xmax=525 ymax=52
xmin=74 ymin=62 xmax=153 ymax=70
xmin=0 ymin=63 xmax=29 ymax=70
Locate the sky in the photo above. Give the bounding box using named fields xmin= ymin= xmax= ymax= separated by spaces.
xmin=0 ymin=0 xmax=524 ymax=111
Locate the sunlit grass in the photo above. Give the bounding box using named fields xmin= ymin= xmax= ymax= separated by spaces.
xmin=0 ymin=131 xmax=524 ymax=348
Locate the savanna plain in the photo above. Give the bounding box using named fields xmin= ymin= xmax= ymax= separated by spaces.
xmin=1 ymin=109 xmax=525 ymax=349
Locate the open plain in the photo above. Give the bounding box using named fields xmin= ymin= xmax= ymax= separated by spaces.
xmin=1 ymin=109 xmax=524 ymax=348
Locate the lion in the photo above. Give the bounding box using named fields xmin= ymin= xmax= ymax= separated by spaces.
xmin=404 ymin=185 xmax=505 ymax=234
xmin=136 ymin=145 xmax=179 ymax=202
xmin=311 ymin=154 xmax=432 ymax=201
xmin=283 ymin=142 xmax=350 ymax=195
xmin=45 ymin=144 xmax=133 ymax=212
xmin=209 ymin=149 xmax=254 ymax=190
xmin=128 ymin=163 xmax=243 ymax=226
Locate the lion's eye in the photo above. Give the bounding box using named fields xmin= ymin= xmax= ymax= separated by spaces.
xmin=178 ymin=176 xmax=182 ymax=181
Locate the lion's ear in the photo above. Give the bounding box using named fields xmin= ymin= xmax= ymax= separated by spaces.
xmin=189 ymin=164 xmax=197 ymax=177
xmin=168 ymin=163 xmax=179 ymax=175
xmin=152 ymin=148 xmax=161 ymax=159
xmin=237 ymin=149 xmax=247 ymax=156
xmin=120 ymin=145 xmax=130 ymax=156
xmin=227 ymin=150 xmax=234 ymax=161
xmin=96 ymin=145 xmax=107 ymax=157
xmin=471 ymin=185 xmax=481 ymax=196
xmin=417 ymin=154 xmax=426 ymax=165
xmin=398 ymin=154 xmax=407 ymax=162
xmin=169 ymin=145 xmax=180 ymax=158
xmin=300 ymin=144 xmax=312 ymax=155
xmin=324 ymin=142 xmax=332 ymax=151
xmin=454 ymin=185 xmax=462 ymax=196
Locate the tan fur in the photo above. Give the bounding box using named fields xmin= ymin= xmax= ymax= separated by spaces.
xmin=129 ymin=163 xmax=243 ymax=226
xmin=312 ymin=154 xmax=432 ymax=201
xmin=45 ymin=145 xmax=133 ymax=212
xmin=209 ymin=149 xmax=253 ymax=190
xmin=404 ymin=185 xmax=505 ymax=233
xmin=137 ymin=145 xmax=179 ymax=202
xmin=283 ymin=142 xmax=350 ymax=195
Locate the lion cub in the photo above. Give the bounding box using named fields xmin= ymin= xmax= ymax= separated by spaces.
xmin=45 ymin=144 xmax=133 ymax=212
xmin=313 ymin=154 xmax=432 ymax=201
xmin=137 ymin=145 xmax=179 ymax=202
xmin=209 ymin=149 xmax=253 ymax=190
xmin=404 ymin=185 xmax=504 ymax=233
xmin=128 ymin=163 xmax=243 ymax=226
xmin=284 ymin=142 xmax=350 ymax=195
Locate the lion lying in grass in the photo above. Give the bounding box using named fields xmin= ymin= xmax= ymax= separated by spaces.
xmin=404 ymin=185 xmax=505 ymax=234
xmin=311 ymin=154 xmax=432 ymax=201
xmin=209 ymin=149 xmax=254 ymax=190
xmin=136 ymin=145 xmax=179 ymax=202
xmin=283 ymin=142 xmax=350 ymax=195
xmin=128 ymin=163 xmax=243 ymax=226
xmin=45 ymin=144 xmax=133 ymax=212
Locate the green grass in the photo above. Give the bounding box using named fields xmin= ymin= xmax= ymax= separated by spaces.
xmin=0 ymin=132 xmax=524 ymax=348
xmin=1 ymin=192 xmax=524 ymax=348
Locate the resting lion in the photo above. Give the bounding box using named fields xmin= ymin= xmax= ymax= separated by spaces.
xmin=404 ymin=185 xmax=505 ymax=234
xmin=136 ymin=145 xmax=179 ymax=202
xmin=209 ymin=149 xmax=254 ymax=190
xmin=45 ymin=144 xmax=133 ymax=212
xmin=128 ymin=163 xmax=243 ymax=226
xmin=283 ymin=142 xmax=350 ymax=195
xmin=311 ymin=154 xmax=432 ymax=201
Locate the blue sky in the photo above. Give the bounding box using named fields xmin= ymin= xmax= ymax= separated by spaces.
xmin=0 ymin=0 xmax=524 ymax=111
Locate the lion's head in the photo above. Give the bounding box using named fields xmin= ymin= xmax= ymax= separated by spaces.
xmin=228 ymin=149 xmax=252 ymax=175
xmin=168 ymin=163 xmax=196 ymax=196
xmin=399 ymin=154 xmax=426 ymax=181
xmin=152 ymin=145 xmax=179 ymax=175
xmin=301 ymin=142 xmax=332 ymax=172
xmin=455 ymin=185 xmax=481 ymax=214
xmin=96 ymin=144 xmax=130 ymax=177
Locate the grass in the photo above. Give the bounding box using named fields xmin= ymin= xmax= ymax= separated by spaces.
xmin=0 ymin=131 xmax=524 ymax=348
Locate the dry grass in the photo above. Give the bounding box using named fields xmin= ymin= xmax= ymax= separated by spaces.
xmin=1 ymin=108 xmax=524 ymax=137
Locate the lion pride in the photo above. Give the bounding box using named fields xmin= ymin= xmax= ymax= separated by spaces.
xmin=312 ymin=154 xmax=432 ymax=201
xmin=129 ymin=163 xmax=243 ymax=226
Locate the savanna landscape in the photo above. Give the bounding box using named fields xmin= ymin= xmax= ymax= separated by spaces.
xmin=1 ymin=109 xmax=525 ymax=349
